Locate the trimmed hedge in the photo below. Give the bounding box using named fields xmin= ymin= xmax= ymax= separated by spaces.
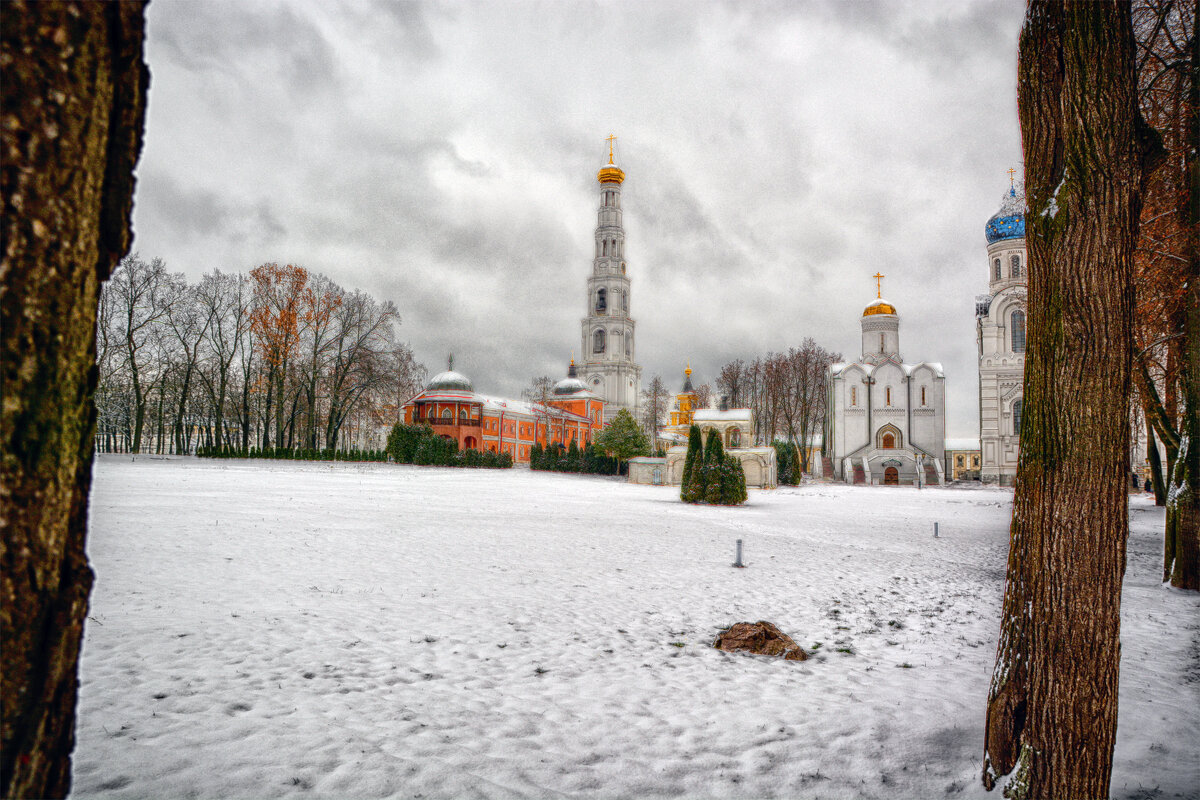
xmin=195 ymin=445 xmax=388 ymax=462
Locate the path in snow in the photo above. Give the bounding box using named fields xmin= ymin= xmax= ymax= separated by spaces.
xmin=73 ymin=457 xmax=1199 ymax=799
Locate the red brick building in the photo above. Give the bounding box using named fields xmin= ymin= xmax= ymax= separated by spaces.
xmin=402 ymin=361 xmax=605 ymax=464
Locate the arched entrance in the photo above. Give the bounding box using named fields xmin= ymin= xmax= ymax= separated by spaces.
xmin=884 ymin=466 xmax=899 ymax=485
xmin=464 ymin=436 xmax=477 ymax=450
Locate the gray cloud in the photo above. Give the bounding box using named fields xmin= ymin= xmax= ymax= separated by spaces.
xmin=131 ymin=0 xmax=1025 ymax=437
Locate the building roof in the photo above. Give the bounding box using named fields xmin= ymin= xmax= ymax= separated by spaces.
xmin=693 ymin=408 xmax=752 ymax=423
xmin=986 ymin=185 xmax=1026 ymax=244
xmin=426 ymin=370 xmax=473 ymax=392
xmin=944 ymin=438 xmax=981 ymax=451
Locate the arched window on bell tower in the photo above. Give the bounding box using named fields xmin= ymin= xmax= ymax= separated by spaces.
xmin=1011 ymin=254 xmax=1022 ymax=278
xmin=595 ymin=288 xmax=607 ymax=314
xmin=593 ymin=329 xmax=605 ymax=353
xmin=993 ymin=258 xmax=1002 ymax=281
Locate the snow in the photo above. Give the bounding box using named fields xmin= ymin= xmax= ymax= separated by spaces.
xmin=74 ymin=456 xmax=1200 ymax=799
xmin=944 ymin=438 xmax=981 ymax=452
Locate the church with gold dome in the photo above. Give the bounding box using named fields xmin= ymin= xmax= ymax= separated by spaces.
xmin=822 ymin=276 xmax=946 ymax=485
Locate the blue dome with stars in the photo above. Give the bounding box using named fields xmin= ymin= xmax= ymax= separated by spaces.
xmin=985 ymin=186 xmax=1026 ymax=243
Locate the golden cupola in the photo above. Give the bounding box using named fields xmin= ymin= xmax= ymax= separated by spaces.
xmin=597 ymin=134 xmax=625 ymax=184
xmin=862 ymin=300 xmax=898 ymax=316
xmin=862 ymin=271 xmax=897 ymax=316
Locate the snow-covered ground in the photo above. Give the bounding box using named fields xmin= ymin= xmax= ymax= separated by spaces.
xmin=74 ymin=456 xmax=1199 ymax=799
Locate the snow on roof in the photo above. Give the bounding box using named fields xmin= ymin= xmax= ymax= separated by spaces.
xmin=944 ymin=438 xmax=980 ymax=451
xmin=476 ymin=394 xmax=592 ymax=425
xmin=693 ymin=408 xmax=752 ymax=423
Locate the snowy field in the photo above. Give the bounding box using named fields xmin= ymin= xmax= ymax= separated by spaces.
xmin=74 ymin=456 xmax=1199 ymax=799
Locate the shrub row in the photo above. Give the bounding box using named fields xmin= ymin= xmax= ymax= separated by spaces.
xmin=195 ymin=445 xmax=387 ymax=462
xmin=385 ymin=423 xmax=513 ymax=469
xmin=530 ymin=440 xmax=622 ymax=475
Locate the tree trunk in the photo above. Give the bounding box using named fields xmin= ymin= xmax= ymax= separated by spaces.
xmin=1168 ymin=0 xmax=1200 ymax=592
xmin=1146 ymin=419 xmax=1166 ymax=505
xmin=982 ymin=3 xmax=1150 ymax=797
xmin=0 ymin=3 xmax=148 ymax=797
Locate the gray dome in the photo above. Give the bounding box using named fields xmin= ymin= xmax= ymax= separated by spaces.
xmin=426 ymin=370 xmax=473 ymax=392
xmin=553 ymin=377 xmax=587 ymax=395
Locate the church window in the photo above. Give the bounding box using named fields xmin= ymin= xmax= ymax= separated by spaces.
xmin=886 ymin=386 xmax=892 ymax=406
xmin=957 ymin=455 xmax=964 ymax=467
xmin=596 ymin=288 xmax=607 ymax=313
xmin=602 ymin=240 xmax=608 ymax=257
xmin=882 ymin=432 xmax=895 ymax=449
xmin=1011 ymin=255 xmax=1021 ymax=278
xmin=622 ymin=291 xmax=629 ymax=311
xmin=593 ymin=329 xmax=605 ymax=353
xmin=730 ymin=428 xmax=741 ymax=447
xmin=880 ymin=333 xmax=885 ymax=353
xmin=993 ymin=258 xmax=1002 ymax=281
xmin=625 ymin=334 xmax=632 ymax=356
xmin=921 ymin=386 xmax=926 ymax=406
xmin=441 ymin=407 xmax=452 ymax=420
xmin=1013 ymin=399 xmax=1023 ymax=436
xmin=1011 ymin=310 xmax=1026 ymax=352
xmin=851 ymin=386 xmax=856 ymax=406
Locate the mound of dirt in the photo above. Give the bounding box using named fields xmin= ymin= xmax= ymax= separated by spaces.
xmin=712 ymin=620 xmax=808 ymax=661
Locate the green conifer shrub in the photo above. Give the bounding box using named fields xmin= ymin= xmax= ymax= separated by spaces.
xmin=680 ymin=425 xmax=702 ymax=501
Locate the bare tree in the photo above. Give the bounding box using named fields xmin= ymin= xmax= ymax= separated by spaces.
xmin=324 ymin=291 xmax=398 ymax=450
xmin=982 ymin=3 xmax=1158 ymax=796
xmin=640 ymin=374 xmax=669 ymax=453
xmin=106 ymin=255 xmax=179 ymax=452
xmin=1 ymin=3 xmax=148 ymax=795
xmin=716 ymin=358 xmax=747 ymax=407
xmin=196 ymin=270 xmax=251 ymax=450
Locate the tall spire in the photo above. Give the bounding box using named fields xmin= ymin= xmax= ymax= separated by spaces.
xmin=447 ymin=352 xmax=454 ymax=371
xmin=1007 ymin=167 xmax=1016 ymax=188
xmin=606 ymin=134 xmax=617 ymax=164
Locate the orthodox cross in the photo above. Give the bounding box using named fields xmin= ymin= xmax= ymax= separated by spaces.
xmin=447 ymin=353 xmax=454 ymax=371
xmin=873 ymin=272 xmax=885 ymax=298
xmin=1007 ymin=167 xmax=1016 ymax=187
xmin=606 ymin=134 xmax=617 ymax=164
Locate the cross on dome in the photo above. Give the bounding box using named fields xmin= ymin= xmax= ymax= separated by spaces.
xmin=873 ymin=272 xmax=885 ymax=298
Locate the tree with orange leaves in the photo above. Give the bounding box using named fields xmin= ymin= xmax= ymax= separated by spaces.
xmin=249 ymin=263 xmax=308 ymax=450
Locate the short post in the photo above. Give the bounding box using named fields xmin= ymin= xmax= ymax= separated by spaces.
xmin=733 ymin=539 xmax=744 ymax=568
xmin=933 ymin=522 xmax=939 ymax=538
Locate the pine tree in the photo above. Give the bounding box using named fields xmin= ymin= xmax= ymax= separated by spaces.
xmin=593 ymin=409 xmax=650 ymax=473
xmin=680 ymin=424 xmax=702 ymax=502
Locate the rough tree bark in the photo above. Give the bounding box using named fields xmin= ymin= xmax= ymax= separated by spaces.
xmin=982 ymin=2 xmax=1153 ymax=798
xmin=0 ymin=3 xmax=148 ymax=797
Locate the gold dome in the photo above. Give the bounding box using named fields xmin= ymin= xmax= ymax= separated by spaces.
xmin=862 ymin=300 xmax=898 ymax=316
xmin=597 ymin=163 xmax=625 ymax=184
xmin=598 ymin=134 xmax=625 ymax=183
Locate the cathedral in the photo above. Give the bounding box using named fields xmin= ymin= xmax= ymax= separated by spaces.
xmin=823 ymin=277 xmax=947 ymax=485
xmin=580 ymin=137 xmax=642 ymax=422
xmin=976 ymin=179 xmax=1027 ymax=486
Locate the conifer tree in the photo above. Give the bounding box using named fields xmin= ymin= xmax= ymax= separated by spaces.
xmin=680 ymin=424 xmax=702 ymax=501
xmin=593 ymin=409 xmax=649 ymax=473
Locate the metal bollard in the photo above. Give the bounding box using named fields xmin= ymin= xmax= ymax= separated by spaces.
xmin=934 ymin=522 xmax=939 ymax=538
xmin=733 ymin=539 xmax=744 ymax=568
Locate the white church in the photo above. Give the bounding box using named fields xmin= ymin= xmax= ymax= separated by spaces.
xmin=976 ymin=181 xmax=1027 ymax=485
xmin=823 ymin=276 xmax=947 ymax=485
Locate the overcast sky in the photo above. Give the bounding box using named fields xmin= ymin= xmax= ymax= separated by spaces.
xmin=131 ymin=0 xmax=1026 ymax=438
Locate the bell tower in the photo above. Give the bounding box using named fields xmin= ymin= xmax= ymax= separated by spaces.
xmin=581 ymin=135 xmax=642 ymax=423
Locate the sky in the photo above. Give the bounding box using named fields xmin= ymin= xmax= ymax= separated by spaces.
xmin=131 ymin=0 xmax=1027 ymax=438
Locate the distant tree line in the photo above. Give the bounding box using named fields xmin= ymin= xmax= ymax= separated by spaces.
xmin=715 ymin=337 xmax=840 ymax=472
xmin=95 ymin=256 xmax=428 ymax=455
xmin=196 ymin=444 xmax=389 ymax=462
